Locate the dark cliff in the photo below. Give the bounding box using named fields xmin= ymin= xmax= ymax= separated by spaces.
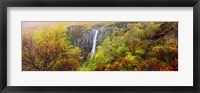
xmin=67 ymin=22 xmax=128 ymax=59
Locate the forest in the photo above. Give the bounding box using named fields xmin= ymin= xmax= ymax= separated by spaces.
xmin=22 ymin=22 xmax=178 ymax=71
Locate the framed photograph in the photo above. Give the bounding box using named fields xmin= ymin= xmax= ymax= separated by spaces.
xmin=0 ymin=0 xmax=199 ymax=93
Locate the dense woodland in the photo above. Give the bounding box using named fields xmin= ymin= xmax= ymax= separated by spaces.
xmin=22 ymin=22 xmax=178 ymax=71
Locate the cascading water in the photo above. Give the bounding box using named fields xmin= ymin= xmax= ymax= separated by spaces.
xmin=91 ymin=29 xmax=99 ymax=58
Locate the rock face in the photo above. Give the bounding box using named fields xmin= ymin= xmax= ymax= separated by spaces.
xmin=67 ymin=22 xmax=128 ymax=59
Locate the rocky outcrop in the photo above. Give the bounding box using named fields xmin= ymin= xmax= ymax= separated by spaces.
xmin=67 ymin=22 xmax=128 ymax=59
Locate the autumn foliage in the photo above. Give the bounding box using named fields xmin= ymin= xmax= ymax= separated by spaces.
xmin=22 ymin=22 xmax=178 ymax=71
xmin=22 ymin=23 xmax=83 ymax=71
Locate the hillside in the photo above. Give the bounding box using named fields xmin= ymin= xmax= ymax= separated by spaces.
xmin=22 ymin=22 xmax=178 ymax=71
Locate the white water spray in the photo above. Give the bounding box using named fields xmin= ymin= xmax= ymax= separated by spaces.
xmin=91 ymin=29 xmax=99 ymax=58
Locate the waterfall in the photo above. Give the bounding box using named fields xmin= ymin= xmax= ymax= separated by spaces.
xmin=91 ymin=29 xmax=99 ymax=58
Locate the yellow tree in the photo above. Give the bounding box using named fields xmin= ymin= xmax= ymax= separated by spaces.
xmin=22 ymin=23 xmax=83 ymax=71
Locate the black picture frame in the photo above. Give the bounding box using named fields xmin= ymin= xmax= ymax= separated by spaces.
xmin=0 ymin=0 xmax=199 ymax=93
